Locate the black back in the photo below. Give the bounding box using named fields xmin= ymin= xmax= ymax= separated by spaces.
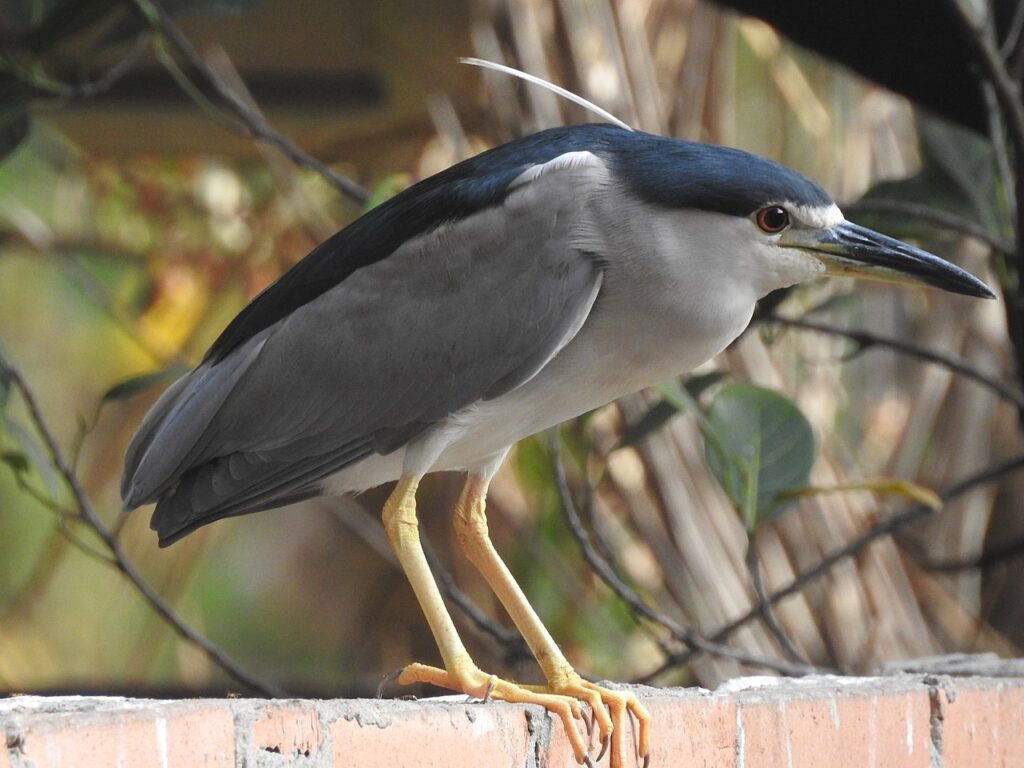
xmin=205 ymin=124 xmax=832 ymax=363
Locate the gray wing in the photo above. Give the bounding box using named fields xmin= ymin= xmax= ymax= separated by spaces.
xmin=122 ymin=151 xmax=609 ymax=544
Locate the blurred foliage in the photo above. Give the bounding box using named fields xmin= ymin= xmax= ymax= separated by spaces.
xmin=0 ymin=119 xmax=362 ymax=692
xmin=860 ymin=115 xmax=1006 ymax=241
xmin=0 ymin=0 xmax=261 ymax=159
xmin=702 ymin=383 xmax=815 ymax=531
xmin=615 ymin=371 xmax=726 ymax=450
xmin=0 ymin=0 xmax=1019 ymax=700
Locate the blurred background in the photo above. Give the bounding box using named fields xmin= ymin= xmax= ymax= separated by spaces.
xmin=1 ymin=0 xmax=1021 ymax=698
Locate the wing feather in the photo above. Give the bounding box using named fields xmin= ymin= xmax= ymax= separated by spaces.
xmin=123 ymin=151 xmax=611 ymax=542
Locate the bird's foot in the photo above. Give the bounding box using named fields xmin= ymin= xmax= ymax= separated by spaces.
xmin=399 ymin=662 xmax=594 ymax=764
xmin=397 ymin=662 xmax=649 ymax=767
xmin=524 ymin=672 xmax=651 ymax=768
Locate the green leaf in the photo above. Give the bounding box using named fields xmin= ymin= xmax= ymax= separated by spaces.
xmin=703 ymin=383 xmax=815 ymax=530
xmin=3 ymin=418 xmax=58 ymax=494
xmin=616 ymin=371 xmax=726 ymax=449
xmin=857 ymin=114 xmax=1004 ymax=240
xmin=917 ymin=118 xmax=999 ymax=231
xmin=101 ymin=365 xmax=187 ymax=403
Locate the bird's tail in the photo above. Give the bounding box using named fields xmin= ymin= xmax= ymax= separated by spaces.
xmin=120 ymin=337 xmax=268 ymax=512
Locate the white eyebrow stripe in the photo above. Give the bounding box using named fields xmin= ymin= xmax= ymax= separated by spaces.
xmin=787 ymin=202 xmax=844 ymax=228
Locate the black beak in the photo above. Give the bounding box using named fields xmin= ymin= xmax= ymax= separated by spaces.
xmin=805 ymin=221 xmax=995 ymax=299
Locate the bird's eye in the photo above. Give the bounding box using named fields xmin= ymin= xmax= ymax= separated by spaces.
xmin=755 ymin=206 xmax=790 ymax=234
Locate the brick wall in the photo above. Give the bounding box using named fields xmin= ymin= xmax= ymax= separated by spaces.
xmin=3 ymin=674 xmax=1023 ymax=767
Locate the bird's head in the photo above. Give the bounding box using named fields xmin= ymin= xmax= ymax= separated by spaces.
xmin=613 ymin=132 xmax=995 ymax=301
xmin=747 ymin=198 xmax=995 ymax=299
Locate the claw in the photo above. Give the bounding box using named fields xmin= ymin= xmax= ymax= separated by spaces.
xmin=583 ymin=708 xmax=595 ymax=738
xmin=376 ymin=667 xmax=403 ymax=699
xmin=642 ymin=754 xmax=651 ymax=768
xmin=582 ymin=755 xmax=595 ymax=768
xmin=482 ymin=675 xmax=497 ymax=703
xmin=596 ymin=734 xmax=609 ymax=762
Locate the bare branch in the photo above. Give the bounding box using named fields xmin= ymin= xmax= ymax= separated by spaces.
xmin=420 ymin=535 xmax=534 ymax=668
xmin=7 ymin=470 xmax=118 ymax=566
xmin=950 ymin=0 xmax=1024 ymax=409
xmin=549 ymin=432 xmax=828 ymax=678
xmin=844 ymin=199 xmax=1012 ymax=255
xmin=325 ymin=501 xmax=533 ymax=668
xmin=946 ymin=0 xmax=1024 ymax=404
xmin=744 ymin=540 xmax=807 ymax=666
xmin=1001 ymin=0 xmax=1024 ymax=58
xmin=948 ymin=0 xmax=1024 ymax=159
xmin=0 ymin=357 xmax=282 ymax=697
xmin=0 ymin=34 xmax=147 ymax=101
xmin=763 ymin=314 xmax=1024 ymax=412
xmin=945 ymin=0 xmax=1024 ymax=412
xmin=917 ymin=533 xmax=1024 ymax=572
xmin=68 ymin=35 xmax=150 ymax=99
xmin=130 ymin=0 xmax=368 ymax=206
xmin=644 ymin=452 xmax=1024 ymax=679
xmin=982 ymin=81 xmax=1018 ymax=222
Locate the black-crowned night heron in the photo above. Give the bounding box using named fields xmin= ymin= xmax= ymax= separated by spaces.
xmin=122 ymin=123 xmax=993 ymax=768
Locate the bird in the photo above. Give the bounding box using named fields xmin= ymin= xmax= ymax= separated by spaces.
xmin=121 ymin=122 xmax=994 ymax=768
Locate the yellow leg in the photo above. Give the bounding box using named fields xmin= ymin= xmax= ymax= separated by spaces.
xmin=451 ymin=474 xmax=652 ymax=768
xmin=381 ymin=476 xmax=593 ymax=764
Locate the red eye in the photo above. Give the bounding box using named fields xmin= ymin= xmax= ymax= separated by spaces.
xmin=756 ymin=206 xmax=790 ymax=233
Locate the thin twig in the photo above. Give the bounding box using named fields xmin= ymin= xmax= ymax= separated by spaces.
xmin=763 ymin=314 xmax=1024 ymax=412
xmin=744 ymin=540 xmax=808 ymax=666
xmin=130 ymin=0 xmax=368 ymax=206
xmin=947 ymin=0 xmax=1024 ymax=408
xmin=1001 ymin=0 xmax=1024 ymax=58
xmin=325 ymin=500 xmax=533 ymax=667
xmin=0 ymin=357 xmax=281 ymax=696
xmin=549 ymin=432 xmax=826 ymax=678
xmin=917 ymin=534 xmax=1024 ymax=572
xmin=0 ymin=34 xmax=147 ymax=101
xmin=844 ymin=199 xmax=1012 ymax=255
xmin=948 ymin=0 xmax=1024 ymax=413
xmin=578 ymin=477 xmax=622 ymax=577
xmin=982 ymin=81 xmax=1018 ymax=226
xmin=644 ymin=452 xmax=1024 ymax=679
xmin=10 ymin=470 xmax=118 ymax=565
xmin=949 ymin=0 xmax=1024 ymax=160
xmin=69 ymin=35 xmax=150 ymax=99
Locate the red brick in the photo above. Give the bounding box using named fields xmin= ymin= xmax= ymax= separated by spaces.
xmin=545 ymin=690 xmax=736 ymax=768
xmin=737 ymin=682 xmax=932 ymax=768
xmin=329 ymin=699 xmax=532 ymax=767
xmin=4 ymin=700 xmax=234 ymax=768
xmin=253 ymin=704 xmax=323 ymax=757
xmin=4 ymin=677 xmax=1024 ymax=767
xmin=645 ymin=691 xmax=736 ymax=767
xmin=16 ymin=707 xmax=163 ymax=768
xmin=164 ymin=703 xmax=235 ymax=767
xmin=943 ymin=679 xmax=1024 ymax=767
xmin=538 ymin=702 xmax=604 ymax=767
